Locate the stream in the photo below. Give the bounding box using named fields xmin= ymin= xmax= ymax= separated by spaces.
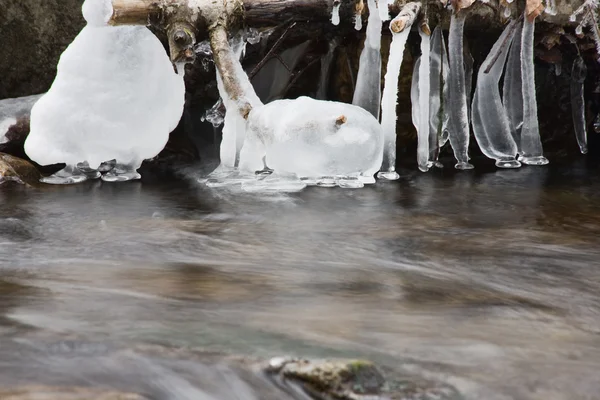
xmin=0 ymin=159 xmax=599 ymax=399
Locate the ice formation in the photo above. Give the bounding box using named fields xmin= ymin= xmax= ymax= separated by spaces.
xmin=378 ymin=5 xmax=418 ymax=180
xmin=428 ymin=26 xmax=449 ymax=167
xmin=378 ymin=0 xmax=390 ymax=21
xmin=355 ymin=11 xmax=363 ymax=30
xmin=24 ymin=0 xmax=185 ymax=183
xmin=503 ymin=20 xmax=524 ymax=153
xmin=416 ymin=27 xmax=431 ymax=172
xmin=0 ymin=94 xmax=42 ymax=143
xmin=544 ymin=0 xmax=557 ymax=15
xmin=331 ymin=1 xmax=341 ymax=25
xmin=352 ymin=0 xmax=383 ymax=119
xmin=447 ymin=12 xmax=474 ymax=170
xmin=317 ymin=39 xmax=340 ymax=100
xmin=471 ymin=20 xmax=521 ymax=168
xmin=239 ymin=96 xmax=383 ymax=188
xmin=216 ymin=35 xmax=262 ymax=170
xmin=571 ymin=56 xmax=588 ymax=154
xmin=518 ymin=14 xmax=549 ymax=165
xmin=410 ymin=27 xmax=433 ymax=172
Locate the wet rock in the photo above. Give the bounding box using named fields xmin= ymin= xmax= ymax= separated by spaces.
xmin=0 ymin=153 xmax=41 ymax=186
xmin=0 ymin=387 xmax=146 ymax=400
xmin=264 ymin=358 xmax=461 ymax=400
xmin=0 ymin=117 xmax=30 ymax=160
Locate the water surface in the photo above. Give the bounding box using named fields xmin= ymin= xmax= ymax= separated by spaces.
xmin=1 ymin=160 xmax=599 ymax=399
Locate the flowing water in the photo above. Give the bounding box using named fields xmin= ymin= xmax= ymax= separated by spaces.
xmin=0 ymin=159 xmax=599 ymax=399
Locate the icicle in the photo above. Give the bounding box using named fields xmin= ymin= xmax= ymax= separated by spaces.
xmin=447 ymin=12 xmax=474 ymax=170
xmin=377 ymin=2 xmax=420 ymax=180
xmin=331 ymin=0 xmax=341 ymax=25
xmin=571 ymin=56 xmax=588 ymax=154
xmin=378 ymin=0 xmax=390 ymax=21
xmin=355 ymin=12 xmax=363 ymax=30
xmin=428 ymin=26 xmax=449 ymax=168
xmin=544 ymin=0 xmax=557 ymax=15
xmin=503 ymin=20 xmax=524 ymax=153
xmin=317 ymin=39 xmax=339 ymax=100
xmin=416 ymin=26 xmax=431 ymax=172
xmin=353 ymin=0 xmax=383 ymax=119
xmin=519 ymin=14 xmax=549 ymax=165
xmin=464 ymin=39 xmax=474 ymax=122
xmin=471 ymin=20 xmax=521 ymax=168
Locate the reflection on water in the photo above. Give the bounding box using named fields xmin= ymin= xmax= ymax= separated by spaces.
xmin=1 ymin=160 xmax=600 ymax=399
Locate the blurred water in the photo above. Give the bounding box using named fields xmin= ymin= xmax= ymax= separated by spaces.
xmin=0 ymin=160 xmax=599 ymax=399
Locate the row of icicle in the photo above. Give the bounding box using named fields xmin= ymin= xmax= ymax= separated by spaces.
xmin=344 ymin=0 xmax=594 ymax=177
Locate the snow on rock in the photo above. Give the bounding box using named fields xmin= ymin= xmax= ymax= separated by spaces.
xmin=24 ymin=24 xmax=185 ymax=179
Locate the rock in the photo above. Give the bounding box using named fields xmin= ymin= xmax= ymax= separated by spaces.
xmin=264 ymin=358 xmax=461 ymax=400
xmin=0 ymin=153 xmax=41 ymax=186
xmin=0 ymin=387 xmax=146 ymax=400
xmin=0 ymin=0 xmax=85 ymax=99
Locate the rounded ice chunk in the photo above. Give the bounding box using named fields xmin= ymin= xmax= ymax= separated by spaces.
xmin=239 ymin=97 xmax=383 ymax=181
xmin=82 ymin=0 xmax=113 ymax=26
xmin=25 ymin=25 xmax=185 ymax=169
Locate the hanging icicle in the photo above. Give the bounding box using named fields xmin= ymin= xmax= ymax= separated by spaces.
xmin=353 ymin=0 xmax=383 ymax=119
xmin=377 ymin=2 xmax=421 ymax=180
xmin=503 ymin=20 xmax=524 ymax=153
xmin=571 ymin=56 xmax=589 ymax=154
xmin=416 ymin=25 xmax=431 ymax=172
xmin=447 ymin=10 xmax=474 ymax=170
xmin=428 ymin=26 xmax=449 ymax=168
xmin=519 ymin=7 xmax=549 ymax=165
xmin=471 ymin=20 xmax=521 ymax=168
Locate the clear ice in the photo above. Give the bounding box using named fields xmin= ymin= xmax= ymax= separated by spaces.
xmin=416 ymin=27 xmax=431 ymax=172
xmin=447 ymin=12 xmax=474 ymax=170
xmin=352 ymin=0 xmax=383 ymax=119
xmin=239 ymin=96 xmax=383 ymax=186
xmin=24 ymin=0 xmax=185 ymax=183
xmin=428 ymin=26 xmax=449 ymax=167
xmin=331 ymin=1 xmax=341 ymax=25
xmin=518 ymin=14 xmax=549 ymax=165
xmin=503 ymin=20 xmax=524 ymax=153
xmin=571 ymin=56 xmax=588 ymax=154
xmin=0 ymin=94 xmax=42 ymax=143
xmin=378 ymin=9 xmax=414 ymax=180
xmin=471 ymin=20 xmax=521 ymax=168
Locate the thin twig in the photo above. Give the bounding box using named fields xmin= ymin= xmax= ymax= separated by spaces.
xmin=249 ymin=21 xmax=297 ymax=79
xmin=283 ymin=57 xmax=322 ymax=96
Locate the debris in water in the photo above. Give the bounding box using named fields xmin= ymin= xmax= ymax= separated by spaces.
xmin=471 ymin=20 xmax=521 ymax=168
xmin=378 ymin=2 xmax=421 ymax=180
xmin=571 ymin=56 xmax=588 ymax=154
xmin=353 ymin=0 xmax=383 ymax=119
xmin=519 ymin=12 xmax=549 ymax=165
xmin=24 ymin=0 xmax=185 ymax=184
xmin=447 ymin=11 xmax=474 ymax=170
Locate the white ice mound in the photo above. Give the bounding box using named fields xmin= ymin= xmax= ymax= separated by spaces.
xmin=25 ymin=25 xmax=185 ymax=169
xmin=82 ymin=0 xmax=113 ymax=27
xmin=239 ymin=97 xmax=383 ymax=180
